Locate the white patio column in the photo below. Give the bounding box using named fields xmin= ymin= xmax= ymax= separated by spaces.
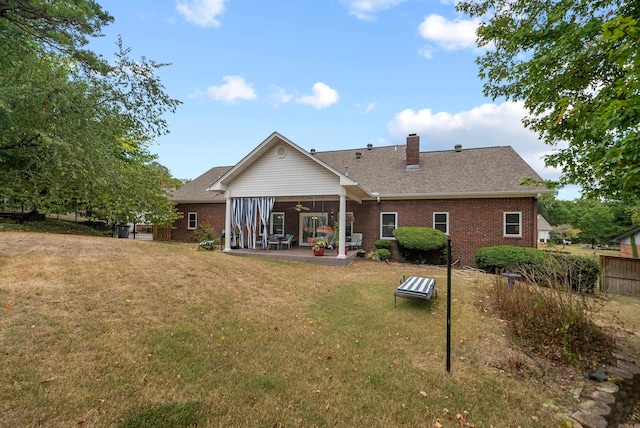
xmin=224 ymin=193 xmax=232 ymax=252
xmin=337 ymin=192 xmax=347 ymax=259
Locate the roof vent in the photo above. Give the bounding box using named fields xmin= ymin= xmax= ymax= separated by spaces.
xmin=344 ymin=165 xmax=349 ymax=177
xmin=367 ymin=143 xmax=373 ymax=150
xmin=310 ymin=148 xmax=316 ymax=155
xmin=454 ymin=144 xmax=462 ymax=152
xmin=355 ymin=152 xmax=362 ymax=159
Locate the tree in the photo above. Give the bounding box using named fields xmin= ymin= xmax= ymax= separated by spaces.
xmin=0 ymin=1 xmax=182 ymax=225
xmin=538 ymin=193 xmax=572 ymax=226
xmin=0 ymin=0 xmax=113 ymax=72
xmin=457 ymin=0 xmax=640 ymax=199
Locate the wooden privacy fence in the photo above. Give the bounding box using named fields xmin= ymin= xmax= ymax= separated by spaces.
xmin=153 ymin=225 xmax=171 ymax=241
xmin=600 ymin=255 xmax=640 ymax=296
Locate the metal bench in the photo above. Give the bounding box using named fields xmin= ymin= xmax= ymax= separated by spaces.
xmin=394 ymin=276 xmax=437 ymax=308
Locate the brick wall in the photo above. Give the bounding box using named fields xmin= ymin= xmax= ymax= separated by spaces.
xmin=173 ymin=202 xmax=226 ymax=242
xmin=173 ymin=197 xmax=539 ymax=267
xmin=620 ymin=243 xmax=639 ymax=258
xmin=346 ymin=197 xmax=538 ymax=267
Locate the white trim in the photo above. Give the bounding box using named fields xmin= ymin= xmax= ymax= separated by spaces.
xmin=187 ymin=212 xmax=197 ymax=230
xmin=433 ymin=212 xmax=449 ymax=235
xmin=504 ymin=211 xmax=522 ymax=237
xmin=380 ymin=212 xmax=397 ymax=239
xmin=270 ymin=211 xmax=285 ymax=236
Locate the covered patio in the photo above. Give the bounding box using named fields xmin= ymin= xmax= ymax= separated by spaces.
xmin=227 ymin=246 xmax=361 ymax=267
xmin=207 ymin=133 xmax=370 ymax=262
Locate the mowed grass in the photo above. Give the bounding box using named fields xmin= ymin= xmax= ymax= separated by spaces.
xmin=0 ymin=232 xmax=637 ymax=427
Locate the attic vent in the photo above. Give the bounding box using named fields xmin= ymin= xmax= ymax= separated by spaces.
xmin=275 ymin=146 xmax=287 ymax=158
xmin=355 ymin=152 xmax=362 ymax=159
xmin=310 ymin=148 xmax=316 ymax=155
xmin=344 ymin=165 xmax=349 ymax=176
xmin=367 ymin=143 xmax=373 ymax=150
xmin=454 ymin=144 xmax=462 ymax=152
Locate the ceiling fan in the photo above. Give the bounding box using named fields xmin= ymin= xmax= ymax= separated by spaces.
xmin=289 ymin=201 xmax=310 ymax=212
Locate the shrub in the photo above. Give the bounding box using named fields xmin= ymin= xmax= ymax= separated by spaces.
xmin=488 ymin=276 xmax=612 ymax=367
xmin=393 ymin=226 xmax=447 ymax=264
xmin=367 ymin=249 xmax=391 ymax=261
xmin=193 ymin=222 xmax=219 ymax=251
xmin=551 ymin=253 xmax=601 ymax=293
xmin=374 ymin=239 xmax=392 ymax=250
xmin=475 ymin=246 xmax=547 ymax=273
xmin=475 ymin=245 xmax=563 ymax=286
xmin=393 ymin=226 xmax=447 ymax=250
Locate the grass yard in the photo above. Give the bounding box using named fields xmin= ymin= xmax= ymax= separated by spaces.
xmin=1 ymin=230 xmax=638 ymax=427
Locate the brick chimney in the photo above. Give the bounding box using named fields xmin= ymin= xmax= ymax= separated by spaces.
xmin=406 ymin=133 xmax=420 ymax=170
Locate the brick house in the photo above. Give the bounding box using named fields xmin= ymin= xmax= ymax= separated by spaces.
xmin=170 ymin=132 xmax=551 ymax=266
xmin=611 ymin=226 xmax=640 ymax=258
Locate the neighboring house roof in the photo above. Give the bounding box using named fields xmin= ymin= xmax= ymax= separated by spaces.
xmin=611 ymin=225 xmax=640 ymax=242
xmin=170 ymin=166 xmax=231 ymax=203
xmin=537 ymin=215 xmax=552 ymax=232
xmin=171 ymin=132 xmax=550 ymax=203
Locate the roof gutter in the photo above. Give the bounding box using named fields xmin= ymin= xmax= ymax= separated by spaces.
xmin=367 ymin=189 xmax=552 ymax=200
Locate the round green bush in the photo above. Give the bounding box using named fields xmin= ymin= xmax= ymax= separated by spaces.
xmin=475 ymin=245 xmax=549 ymax=273
xmin=374 ymin=248 xmax=391 ymax=261
xmin=392 ymin=227 xmax=448 ymax=264
xmin=374 ymin=239 xmax=392 ymax=250
xmin=393 ymin=227 xmax=447 ymax=251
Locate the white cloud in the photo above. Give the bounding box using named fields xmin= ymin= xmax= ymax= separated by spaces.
xmin=296 ymin=82 xmax=339 ymax=109
xmin=269 ymin=86 xmax=294 ymax=106
xmin=345 ymin=0 xmax=409 ymax=21
xmin=176 ymin=0 xmax=227 ymax=28
xmin=205 ymin=76 xmax=257 ymax=102
xmin=418 ymin=14 xmax=481 ymax=51
xmin=387 ymin=101 xmax=567 ymax=182
xmin=419 ymin=46 xmax=433 ymax=59
xmin=355 ymin=102 xmax=376 ymax=113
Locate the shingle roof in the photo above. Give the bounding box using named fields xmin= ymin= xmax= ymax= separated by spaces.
xmin=171 ymin=139 xmax=548 ymax=203
xmin=314 ymin=145 xmax=545 ymax=197
xmin=170 ymin=166 xmax=231 ymax=202
xmin=538 ymin=215 xmax=552 ymax=231
xmin=611 ymin=225 xmax=640 ymax=242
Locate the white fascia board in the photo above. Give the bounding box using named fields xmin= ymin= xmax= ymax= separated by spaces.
xmin=367 ymin=190 xmax=549 ymax=200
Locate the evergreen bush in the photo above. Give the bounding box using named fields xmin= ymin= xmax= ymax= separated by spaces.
xmin=374 ymin=239 xmax=392 ymax=250
xmin=393 ymin=226 xmax=447 ymax=264
xmin=551 ymin=253 xmax=601 ymax=293
xmin=475 ymin=245 xmax=550 ymax=273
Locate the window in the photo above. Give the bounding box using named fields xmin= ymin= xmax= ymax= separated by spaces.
xmin=504 ymin=212 xmax=522 ymax=236
xmin=433 ymin=212 xmax=449 ymax=234
xmin=187 ymin=212 xmax=197 ymax=230
xmin=380 ymin=212 xmax=397 ymax=239
xmin=270 ymin=212 xmax=284 ymax=236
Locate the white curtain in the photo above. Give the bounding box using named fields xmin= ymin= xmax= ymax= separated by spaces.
xmin=257 ymin=197 xmax=275 ymax=249
xmin=231 ymin=198 xmax=244 ymax=248
xmin=245 ymin=198 xmax=259 ymax=249
xmin=232 ymin=197 xmax=275 ymax=249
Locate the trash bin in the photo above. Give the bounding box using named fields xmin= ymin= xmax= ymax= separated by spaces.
xmin=117 ymin=224 xmax=130 ymax=239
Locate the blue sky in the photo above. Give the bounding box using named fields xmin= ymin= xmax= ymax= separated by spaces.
xmin=92 ymin=0 xmax=579 ymax=199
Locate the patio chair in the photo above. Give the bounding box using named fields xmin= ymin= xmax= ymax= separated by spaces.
xmin=347 ymin=233 xmax=363 ymax=250
xmin=394 ymin=275 xmax=437 ymax=308
xmin=267 ymin=234 xmax=281 ymax=250
xmin=280 ymin=234 xmax=294 ymax=250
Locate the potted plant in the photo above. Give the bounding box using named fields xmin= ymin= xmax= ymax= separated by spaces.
xmin=312 ymin=237 xmax=328 ymax=256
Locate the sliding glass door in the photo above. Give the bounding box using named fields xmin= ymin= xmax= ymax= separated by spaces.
xmin=299 ymin=212 xmax=329 ymax=246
